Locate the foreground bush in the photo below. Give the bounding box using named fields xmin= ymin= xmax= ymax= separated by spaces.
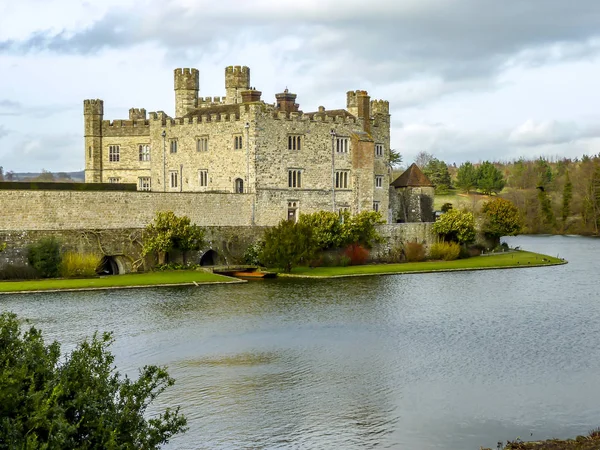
xmin=260 ymin=219 xmax=318 ymax=272
xmin=0 ymin=312 xmax=187 ymax=448
xmin=27 ymin=237 xmax=61 ymax=278
xmin=405 ymin=242 xmax=426 ymax=262
xmin=344 ymin=244 xmax=370 ymax=265
xmin=428 ymin=242 xmax=461 ymax=261
xmin=60 ymin=252 xmax=102 ymax=278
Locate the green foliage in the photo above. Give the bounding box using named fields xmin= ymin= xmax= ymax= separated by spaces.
xmin=143 ymin=211 xmax=205 ymax=263
xmin=428 ymin=242 xmax=461 ymax=261
xmin=441 ymin=202 xmax=453 ymax=213
xmin=260 ymin=220 xmax=318 ymax=272
xmin=388 ymin=148 xmax=403 ymax=168
xmin=0 ymin=242 xmax=5 ymax=253
xmin=153 ymin=262 xmax=200 ymax=271
xmin=298 ymin=210 xmax=384 ymax=250
xmin=561 ymin=171 xmax=573 ymax=229
xmin=27 ymin=237 xmax=61 ymax=278
xmin=60 ymin=252 xmax=102 ymax=278
xmin=0 ymin=312 xmax=187 ymax=448
xmin=432 ymin=209 xmax=476 ymax=244
xmin=423 ymin=158 xmax=452 ymax=194
xmin=535 ymin=157 xmax=554 ymax=187
xmin=0 ymin=264 xmax=39 ymax=281
xmin=455 ymin=161 xmax=478 ymax=193
xmin=481 ymin=198 xmax=523 ymax=244
xmin=476 ymin=161 xmax=505 ymax=195
xmin=537 ymin=188 xmax=556 ymax=230
xmin=243 ymin=241 xmax=265 ymax=266
xmin=404 ymin=242 xmax=426 ymax=262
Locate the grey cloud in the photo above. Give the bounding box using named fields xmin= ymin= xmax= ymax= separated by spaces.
xmin=0 ymin=125 xmax=10 ymax=139
xmin=3 ymin=0 xmax=600 ymax=85
xmin=508 ymin=120 xmax=600 ymax=147
xmin=0 ymin=99 xmax=74 ymax=117
xmin=5 ymin=132 xmax=82 ymax=171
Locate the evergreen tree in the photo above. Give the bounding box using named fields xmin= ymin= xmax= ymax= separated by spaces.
xmin=561 ymin=171 xmax=573 ymax=231
xmin=476 ymin=161 xmax=505 ymax=195
xmin=455 ymin=162 xmax=478 ymax=193
xmin=423 ymin=158 xmax=452 ymax=194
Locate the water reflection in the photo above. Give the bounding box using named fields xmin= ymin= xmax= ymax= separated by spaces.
xmin=1 ymin=236 xmax=599 ymax=449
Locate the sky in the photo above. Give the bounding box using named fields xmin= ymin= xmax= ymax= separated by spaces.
xmin=1 ymin=0 xmax=600 ymax=173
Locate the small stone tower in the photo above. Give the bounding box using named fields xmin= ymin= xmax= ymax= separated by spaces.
xmin=390 ymin=163 xmax=435 ymax=223
xmin=347 ymin=90 xmax=371 ymax=134
xmin=275 ymin=89 xmax=299 ymax=113
xmin=225 ymin=66 xmax=250 ymax=104
xmin=84 ymin=99 xmax=104 ymax=183
xmin=174 ymin=68 xmax=199 ymax=117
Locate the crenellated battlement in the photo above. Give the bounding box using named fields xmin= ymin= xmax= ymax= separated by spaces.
xmin=198 ymin=96 xmax=225 ymax=106
xmin=129 ymin=108 xmax=147 ymax=120
xmin=84 ymin=99 xmax=104 ymax=115
xmin=225 ymin=65 xmax=249 ymax=75
xmin=271 ymin=111 xmax=357 ymax=125
xmin=174 ymin=68 xmax=199 ymax=91
xmin=102 ymin=119 xmax=150 ymax=127
xmin=371 ymin=99 xmax=389 ymax=115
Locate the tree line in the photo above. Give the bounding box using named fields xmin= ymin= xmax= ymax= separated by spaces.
xmin=413 ymin=151 xmax=600 ymax=235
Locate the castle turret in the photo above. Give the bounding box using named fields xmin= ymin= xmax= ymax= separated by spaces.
xmin=129 ymin=108 xmax=147 ymax=120
xmin=174 ymin=68 xmax=199 ymax=117
xmin=225 ymin=66 xmax=250 ymax=104
xmin=275 ymin=89 xmax=299 ymax=113
xmin=84 ymin=99 xmax=104 ymax=183
xmin=370 ymin=99 xmax=389 ymax=116
xmin=347 ymin=90 xmax=371 ymax=134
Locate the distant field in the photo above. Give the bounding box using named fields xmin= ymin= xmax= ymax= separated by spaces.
xmin=433 ymin=189 xmax=495 ymax=211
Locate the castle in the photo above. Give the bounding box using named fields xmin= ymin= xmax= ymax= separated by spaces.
xmin=84 ymin=65 xmax=393 ymax=223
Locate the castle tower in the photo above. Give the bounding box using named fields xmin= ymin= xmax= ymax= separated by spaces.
xmin=174 ymin=68 xmax=199 ymax=117
xmin=84 ymin=99 xmax=104 ymax=183
xmin=225 ymin=66 xmax=250 ymax=104
xmin=347 ymin=90 xmax=371 ymax=134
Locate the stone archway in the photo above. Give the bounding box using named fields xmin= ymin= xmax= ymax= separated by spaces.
xmin=200 ymin=249 xmax=218 ymax=266
xmin=97 ymin=255 xmax=127 ymax=275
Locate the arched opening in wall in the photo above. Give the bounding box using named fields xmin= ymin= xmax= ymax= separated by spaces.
xmin=200 ymin=250 xmax=218 ymax=267
xmin=97 ymin=256 xmax=121 ymax=275
xmin=234 ymin=178 xmax=244 ymax=193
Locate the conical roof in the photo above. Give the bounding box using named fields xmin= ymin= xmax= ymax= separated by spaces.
xmin=391 ymin=163 xmax=433 ymax=188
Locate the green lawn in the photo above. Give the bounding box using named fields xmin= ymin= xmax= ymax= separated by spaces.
xmin=0 ymin=270 xmax=235 ymax=293
xmin=278 ymin=251 xmax=565 ymax=278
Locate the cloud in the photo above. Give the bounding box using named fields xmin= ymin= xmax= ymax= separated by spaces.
xmin=0 ymin=98 xmax=75 ymax=118
xmin=3 ymin=0 xmax=600 ymax=89
xmin=508 ymin=120 xmax=600 ymax=147
xmin=0 ymin=125 xmax=10 ymax=139
xmin=3 ymin=132 xmax=82 ymax=172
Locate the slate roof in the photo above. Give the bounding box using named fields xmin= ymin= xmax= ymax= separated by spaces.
xmin=391 ymin=163 xmax=433 ymax=187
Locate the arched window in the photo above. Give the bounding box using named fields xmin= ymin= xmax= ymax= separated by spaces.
xmin=235 ymin=178 xmax=244 ymax=193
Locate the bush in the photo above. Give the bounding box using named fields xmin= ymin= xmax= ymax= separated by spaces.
xmin=0 ymin=312 xmax=187 ymax=448
xmin=27 ymin=237 xmax=61 ymax=278
xmin=60 ymin=252 xmax=101 ymax=278
xmin=0 ymin=264 xmax=39 ymax=280
xmin=428 ymin=242 xmax=461 ymax=261
xmin=432 ymin=209 xmax=476 ymax=244
xmin=405 ymin=242 xmax=426 ymax=262
xmin=344 ymin=244 xmax=370 ymax=265
xmin=260 ymin=219 xmax=318 ymax=272
xmin=153 ymin=262 xmax=199 ymax=271
xmin=338 ymin=255 xmax=351 ymax=267
xmin=243 ymin=241 xmax=264 ymax=266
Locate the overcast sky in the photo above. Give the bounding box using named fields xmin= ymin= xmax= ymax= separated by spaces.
xmin=1 ymin=0 xmax=600 ymax=172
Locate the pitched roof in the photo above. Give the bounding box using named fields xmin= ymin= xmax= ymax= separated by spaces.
xmin=391 ymin=163 xmax=433 ymax=187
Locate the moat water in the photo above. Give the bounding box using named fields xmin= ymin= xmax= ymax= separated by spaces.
xmin=1 ymin=235 xmax=599 ymax=449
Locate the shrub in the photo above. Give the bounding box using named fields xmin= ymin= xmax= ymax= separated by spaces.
xmin=60 ymin=252 xmax=102 ymax=278
xmin=0 ymin=264 xmax=39 ymax=280
xmin=243 ymin=241 xmax=264 ymax=266
xmin=428 ymin=242 xmax=461 ymax=261
xmin=260 ymin=219 xmax=318 ymax=272
xmin=432 ymin=209 xmax=476 ymax=244
xmin=405 ymin=242 xmax=426 ymax=262
xmin=338 ymin=255 xmax=351 ymax=267
xmin=344 ymin=244 xmax=370 ymax=265
xmin=27 ymin=237 xmax=61 ymax=278
xmin=153 ymin=262 xmax=199 ymax=271
xmin=441 ymin=202 xmax=453 ymax=213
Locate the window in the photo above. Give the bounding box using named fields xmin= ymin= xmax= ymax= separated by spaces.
xmin=373 ymin=201 xmax=380 ymax=212
xmin=375 ymin=175 xmax=384 ymax=188
xmin=108 ymin=177 xmax=120 ymax=183
xmin=288 ymin=135 xmax=302 ymax=150
xmin=235 ymin=178 xmax=244 ymax=193
xmin=335 ymin=170 xmax=349 ymax=189
xmin=197 ymin=137 xmax=208 ymax=152
xmin=170 ymin=139 xmax=178 ymax=154
xmin=169 ymin=171 xmax=178 ymax=189
xmin=375 ymin=144 xmax=384 ymax=157
xmin=288 ymin=169 xmax=302 ymax=188
xmin=138 ymin=177 xmax=151 ymax=191
xmin=139 ymin=144 xmax=150 ymax=161
xmin=287 ymin=201 xmax=298 ymax=222
xmin=199 ymin=170 xmax=208 ymax=187
xmin=234 ymin=135 xmax=243 ymax=150
xmin=109 ymin=145 xmax=120 ymax=162
xmin=336 ymin=137 xmax=349 ymax=153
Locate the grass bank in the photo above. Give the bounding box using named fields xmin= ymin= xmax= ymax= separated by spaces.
xmin=278 ymin=251 xmax=565 ymax=278
xmin=486 ymin=428 xmax=600 ymax=449
xmin=0 ymin=270 xmax=237 ymax=294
